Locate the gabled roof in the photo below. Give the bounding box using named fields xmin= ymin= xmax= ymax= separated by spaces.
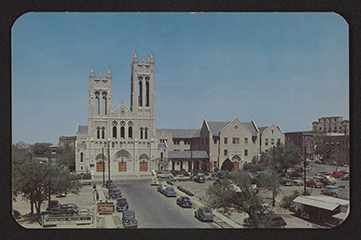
xmin=207 ymin=122 xmax=229 ymax=136
xmin=156 ymin=129 xmax=200 ymax=139
xmin=168 ymin=151 xmax=209 ymax=159
xmin=243 ymin=122 xmax=259 ymax=137
xmin=258 ymin=126 xmax=268 ymax=133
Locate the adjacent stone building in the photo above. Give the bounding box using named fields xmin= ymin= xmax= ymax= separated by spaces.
xmin=285 ymin=131 xmax=314 ymax=160
xmin=312 ymin=116 xmax=349 ymax=135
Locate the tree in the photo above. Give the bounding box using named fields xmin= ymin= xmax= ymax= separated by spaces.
xmin=31 ymin=142 xmax=52 ymax=157
xmin=205 ymin=171 xmax=280 ymax=228
xmin=154 ymin=157 xmax=170 ymax=171
xmin=56 ymin=141 xmax=75 ymax=171
xmin=12 ymin=160 xmax=82 ymax=215
xmin=313 ymin=130 xmax=324 ymax=161
xmin=221 ymin=158 xmax=235 ymax=171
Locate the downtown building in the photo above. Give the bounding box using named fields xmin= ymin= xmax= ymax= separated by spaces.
xmin=75 ymin=53 xmax=285 ymax=176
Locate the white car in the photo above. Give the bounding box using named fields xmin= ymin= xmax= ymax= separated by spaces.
xmin=325 ymin=176 xmax=337 ymax=185
xmin=150 ymin=177 xmax=159 ymax=186
xmin=173 ymin=174 xmax=191 ymax=181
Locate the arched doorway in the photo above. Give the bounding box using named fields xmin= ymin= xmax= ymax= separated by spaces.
xmin=139 ymin=154 xmax=149 ymax=172
xmin=114 ymin=150 xmax=132 ymax=172
xmin=95 ymin=154 xmax=107 ymax=172
xmin=221 ymin=158 xmax=234 ymax=171
xmin=232 ymin=155 xmax=241 ymax=171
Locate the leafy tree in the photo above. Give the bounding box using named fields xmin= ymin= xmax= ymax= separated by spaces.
xmin=56 ymin=141 xmax=75 ymax=171
xmin=205 ymin=171 xmax=279 ymax=228
xmin=31 ymin=142 xmax=52 ymax=157
xmin=12 ymin=144 xmax=31 ymax=167
xmin=154 ymin=157 xmax=170 ymax=171
xmin=12 ymin=160 xmax=82 ymax=215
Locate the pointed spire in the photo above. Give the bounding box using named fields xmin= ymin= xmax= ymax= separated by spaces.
xmin=107 ymin=67 xmax=112 ymax=78
xmin=149 ymin=52 xmax=154 ymax=63
xmin=99 ymin=71 xmax=102 ymax=78
xmin=141 ymin=56 xmax=145 ymax=63
xmin=90 ymin=66 xmax=95 ymax=78
xmin=132 ymin=51 xmax=138 ymax=63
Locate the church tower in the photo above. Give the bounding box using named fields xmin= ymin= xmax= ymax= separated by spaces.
xmin=88 ymin=66 xmax=113 ymax=138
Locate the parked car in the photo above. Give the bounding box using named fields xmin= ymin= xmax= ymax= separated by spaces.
xmin=315 ymin=171 xmax=328 ymax=177
xmin=211 ymin=171 xmax=224 ymax=179
xmin=289 ymin=177 xmax=304 ymax=186
xmin=194 ymin=207 xmax=213 ymax=222
xmin=315 ymin=160 xmax=322 ymax=164
xmin=150 ymin=177 xmax=159 ymax=186
xmin=122 ymin=210 xmax=138 ymax=228
xmin=194 ymin=174 xmax=205 ymax=183
xmin=110 ymin=188 xmax=122 ymax=199
xmin=78 ymin=208 xmax=89 ymax=215
xmin=327 ymin=171 xmax=345 ymax=178
xmin=106 ymin=180 xmax=114 ymax=189
xmin=340 ymin=174 xmax=349 ymax=180
xmin=306 ymin=179 xmax=323 ymax=188
xmin=116 ymin=198 xmax=129 ymax=212
xmin=157 ymin=184 xmax=168 ymax=193
xmin=314 ymin=176 xmax=333 ymax=186
xmin=324 ymin=176 xmax=337 ymax=185
xmin=53 ymin=203 xmax=79 ymax=215
xmin=243 ymin=214 xmax=287 ymax=228
xmin=176 ymin=196 xmax=192 ymax=208
xmin=46 ymin=200 xmax=60 ymax=210
xmin=163 ymin=187 xmax=177 ymax=197
xmin=213 ymin=178 xmax=224 ymax=185
xmin=321 ymin=185 xmax=339 ymax=197
xmin=306 ymin=166 xmax=312 ymax=172
xmin=13 ymin=210 xmax=21 ymax=219
xmin=56 ymin=191 xmax=66 ymax=198
xmin=280 ymin=177 xmax=293 ymax=186
xmin=174 ymin=174 xmax=191 ymax=181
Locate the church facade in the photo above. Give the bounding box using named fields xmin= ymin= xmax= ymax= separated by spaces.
xmin=75 ymin=52 xmax=285 ymax=176
xmin=75 ymin=52 xmax=159 ymax=176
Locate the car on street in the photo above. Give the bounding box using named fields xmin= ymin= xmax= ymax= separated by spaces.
xmin=213 ymin=178 xmax=224 ymax=185
xmin=173 ymin=174 xmax=191 ymax=181
xmin=279 ymin=177 xmax=293 ymax=186
xmin=315 ymin=171 xmax=329 ymax=177
xmin=157 ymin=184 xmax=168 ymax=193
xmin=122 ymin=210 xmax=138 ymax=228
xmin=176 ymin=196 xmax=193 ymax=208
xmin=13 ymin=209 xmax=21 ymax=219
xmin=243 ymin=214 xmax=287 ymax=228
xmin=163 ymin=187 xmax=177 ymax=197
xmin=340 ymin=174 xmax=349 ymax=181
xmin=314 ymin=176 xmax=332 ymax=186
xmin=324 ymin=176 xmax=337 ymax=185
xmin=46 ymin=200 xmax=60 ymax=210
xmin=78 ymin=208 xmax=89 ymax=215
xmin=116 ymin=198 xmax=129 ymax=212
xmin=56 ymin=191 xmax=67 ymax=198
xmin=150 ymin=177 xmax=160 ymax=186
xmin=326 ymin=171 xmax=345 ymax=178
xmin=306 ymin=179 xmax=323 ymax=188
xmin=211 ymin=171 xmax=225 ymax=179
xmin=53 ymin=203 xmax=79 ymax=215
xmin=194 ymin=174 xmax=205 ymax=183
xmin=289 ymin=177 xmax=304 ymax=186
xmin=194 ymin=207 xmax=213 ymax=222
xmin=321 ymin=185 xmax=339 ymax=197
xmin=110 ymin=188 xmax=122 ymax=199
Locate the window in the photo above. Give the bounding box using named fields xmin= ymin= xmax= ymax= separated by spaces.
xmin=272 ymin=130 xmax=274 ymax=134
xmin=265 ymin=139 xmax=268 ymax=146
xmin=232 ymin=138 xmax=239 ymax=144
xmin=128 ymin=126 xmax=133 ymax=138
xmin=140 ymin=127 xmax=143 ymax=139
xmin=271 ymin=139 xmax=274 ymax=144
xmin=80 ymin=152 xmax=83 ymax=162
xmin=160 ymin=139 xmax=167 ymax=143
xmin=145 ymin=80 xmax=150 ymax=107
xmin=121 ymin=126 xmax=125 ymax=138
xmin=97 ymin=127 xmax=100 ymax=139
xmin=145 ymin=127 xmax=148 ymax=139
xmin=112 ymin=126 xmax=117 ymax=138
xmin=277 ymin=138 xmax=281 ymax=145
xmin=102 ymin=93 xmax=107 ymax=115
xmin=224 ymin=138 xmax=228 ymax=144
xmin=244 ymin=138 xmax=248 ymax=144
xmin=244 ymin=150 xmax=248 ymax=156
xmin=224 ymin=149 xmax=228 ymax=156
xmin=101 ymin=127 xmax=105 ymax=139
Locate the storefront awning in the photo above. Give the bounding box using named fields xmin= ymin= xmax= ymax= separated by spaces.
xmin=293 ymin=196 xmax=339 ymax=211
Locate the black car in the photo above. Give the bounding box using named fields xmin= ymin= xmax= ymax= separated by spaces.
xmin=176 ymin=196 xmax=192 ymax=208
xmin=243 ymin=214 xmax=287 ymax=228
xmin=110 ymin=188 xmax=122 ymax=199
xmin=122 ymin=210 xmax=138 ymax=228
xmin=213 ymin=178 xmax=224 ymax=185
xmin=116 ymin=198 xmax=129 ymax=212
xmin=46 ymin=200 xmax=60 ymax=210
xmin=53 ymin=203 xmax=78 ymax=215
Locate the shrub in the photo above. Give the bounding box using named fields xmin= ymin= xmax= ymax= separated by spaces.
xmin=280 ymin=190 xmax=300 ymax=209
xmin=214 ymin=167 xmax=219 ymax=172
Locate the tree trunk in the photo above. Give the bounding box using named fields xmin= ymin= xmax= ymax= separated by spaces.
xmin=30 ymin=193 xmax=34 ymax=215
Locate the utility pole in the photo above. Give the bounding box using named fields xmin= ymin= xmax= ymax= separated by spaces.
xmin=272 ymin=145 xmax=275 ymax=207
xmin=303 ymin=144 xmax=307 ymax=195
xmin=108 ymin=142 xmax=110 ymax=182
xmin=102 ymin=147 xmax=105 ymax=187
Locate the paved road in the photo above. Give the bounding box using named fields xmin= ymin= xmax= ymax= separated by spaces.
xmin=112 ymin=178 xmax=219 ymax=228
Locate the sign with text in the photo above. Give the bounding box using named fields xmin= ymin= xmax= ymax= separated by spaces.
xmin=41 ymin=215 xmax=93 ymax=227
xmin=97 ymin=202 xmax=115 ymax=215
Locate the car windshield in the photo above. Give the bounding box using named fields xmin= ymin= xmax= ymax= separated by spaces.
xmin=182 ymin=197 xmax=190 ymax=202
xmin=167 ymin=187 xmax=174 ymax=191
xmin=117 ymin=199 xmax=127 ymax=203
xmin=203 ymin=208 xmax=211 ymax=213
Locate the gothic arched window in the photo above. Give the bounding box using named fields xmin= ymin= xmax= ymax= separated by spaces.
xmin=97 ymin=127 xmax=100 ymax=139
xmin=80 ymin=152 xmax=83 ymax=162
xmin=113 ymin=126 xmax=117 ymax=138
xmin=145 ymin=127 xmax=148 ymax=139
xmin=140 ymin=127 xmax=144 ymax=139
xmin=102 ymin=127 xmax=105 ymax=139
xmin=138 ymin=77 xmax=143 ymax=106
xmin=145 ymin=77 xmax=150 ymax=107
xmin=121 ymin=126 xmax=125 ymax=138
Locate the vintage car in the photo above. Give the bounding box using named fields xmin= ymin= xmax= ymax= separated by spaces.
xmin=122 ymin=210 xmax=138 ymax=228
xmin=157 ymin=184 xmax=168 ymax=194
xmin=53 ymin=203 xmax=79 ymax=215
xmin=279 ymin=177 xmax=293 ymax=186
xmin=289 ymin=177 xmax=304 ymax=186
xmin=116 ymin=198 xmax=129 ymax=212
xmin=46 ymin=200 xmax=60 ymax=210
xmin=306 ymin=179 xmax=323 ymax=188
xmin=109 ymin=188 xmax=122 ymax=199
xmin=176 ymin=196 xmax=192 ymax=208
xmin=173 ymin=174 xmax=191 ymax=181
xmin=194 ymin=174 xmax=205 ymax=183
xmin=321 ymin=185 xmax=339 ymax=197
xmin=243 ymin=214 xmax=287 ymax=228
xmin=150 ymin=177 xmax=160 ymax=186
xmin=194 ymin=207 xmax=213 ymax=222
xmin=78 ymin=208 xmax=89 ymax=216
xmin=163 ymin=187 xmax=177 ymax=197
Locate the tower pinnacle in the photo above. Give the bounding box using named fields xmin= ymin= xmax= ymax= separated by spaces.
xmin=107 ymin=67 xmax=112 ymax=78
xmin=132 ymin=51 xmax=138 ymax=63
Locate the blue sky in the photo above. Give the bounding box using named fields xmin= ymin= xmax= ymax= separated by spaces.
xmin=12 ymin=12 xmax=349 ymax=145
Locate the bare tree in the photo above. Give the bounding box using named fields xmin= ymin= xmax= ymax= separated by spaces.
xmin=154 ymin=157 xmax=170 ymax=171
